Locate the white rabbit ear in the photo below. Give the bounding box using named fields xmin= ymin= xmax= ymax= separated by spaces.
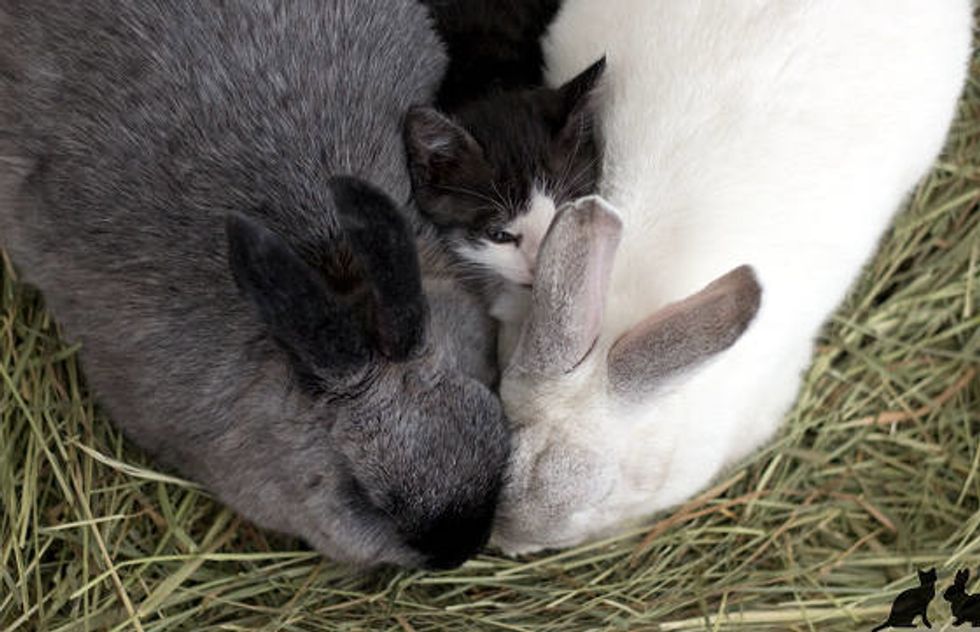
xmin=607 ymin=265 xmax=761 ymax=399
xmin=508 ymin=196 xmax=622 ymax=378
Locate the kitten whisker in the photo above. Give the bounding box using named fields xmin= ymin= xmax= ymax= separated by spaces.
xmin=559 ymin=156 xmax=600 ymax=199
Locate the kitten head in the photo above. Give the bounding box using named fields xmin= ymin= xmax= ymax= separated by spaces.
xmin=918 ymin=568 xmax=937 ymax=585
xmin=405 ymin=57 xmax=605 ymax=287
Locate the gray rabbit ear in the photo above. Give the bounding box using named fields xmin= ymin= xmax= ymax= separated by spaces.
xmin=226 ymin=213 xmax=371 ymax=383
xmin=607 ymin=266 xmax=761 ymax=400
xmin=328 ymin=176 xmax=426 ymax=361
xmin=227 ymin=178 xmax=427 ymax=385
xmin=507 ymin=196 xmax=623 ymax=378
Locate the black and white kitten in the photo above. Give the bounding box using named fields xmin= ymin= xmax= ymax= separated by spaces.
xmin=404 ymin=57 xmax=606 ymax=330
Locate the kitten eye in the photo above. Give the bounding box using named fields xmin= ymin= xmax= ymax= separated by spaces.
xmin=486 ymin=228 xmax=520 ymax=245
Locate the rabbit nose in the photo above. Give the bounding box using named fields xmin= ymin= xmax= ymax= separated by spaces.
xmin=412 ymin=512 xmax=494 ymax=570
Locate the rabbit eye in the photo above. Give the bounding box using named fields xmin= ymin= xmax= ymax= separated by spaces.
xmin=486 ymin=228 xmax=520 ymax=246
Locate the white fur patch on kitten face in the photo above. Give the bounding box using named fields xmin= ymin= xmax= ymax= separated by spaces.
xmin=455 ymin=188 xmax=558 ymax=286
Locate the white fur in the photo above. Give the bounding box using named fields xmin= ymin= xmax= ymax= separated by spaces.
xmin=455 ymin=187 xmax=559 ymax=360
xmin=493 ymin=0 xmax=973 ymax=554
xmin=455 ymin=187 xmax=559 ymax=287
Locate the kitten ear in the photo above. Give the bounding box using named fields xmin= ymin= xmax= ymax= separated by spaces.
xmin=404 ymin=106 xmax=486 ymax=186
xmin=404 ymin=106 xmax=491 ymax=226
xmin=553 ymin=56 xmax=606 ymax=138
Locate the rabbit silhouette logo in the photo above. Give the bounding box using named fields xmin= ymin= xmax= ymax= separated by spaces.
xmin=944 ymin=569 xmax=980 ymax=628
xmin=872 ymin=568 xmax=980 ymax=630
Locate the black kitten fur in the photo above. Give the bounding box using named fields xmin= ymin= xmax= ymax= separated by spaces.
xmin=421 ymin=0 xmax=563 ymax=110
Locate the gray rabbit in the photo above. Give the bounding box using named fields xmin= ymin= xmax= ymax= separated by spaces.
xmin=0 ymin=0 xmax=509 ymax=569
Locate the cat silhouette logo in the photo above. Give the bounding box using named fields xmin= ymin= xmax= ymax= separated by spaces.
xmin=871 ymin=568 xmax=936 ymax=631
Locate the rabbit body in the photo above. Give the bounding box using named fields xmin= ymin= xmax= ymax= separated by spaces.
xmin=1 ymin=0 xmax=509 ymax=569
xmin=944 ymin=569 xmax=980 ymax=627
xmin=493 ymin=0 xmax=972 ymax=553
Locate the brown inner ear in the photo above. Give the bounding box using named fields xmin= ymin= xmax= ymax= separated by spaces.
xmin=607 ymin=265 xmax=762 ymax=399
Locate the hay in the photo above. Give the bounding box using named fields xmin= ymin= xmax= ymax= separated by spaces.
xmin=2 ymin=35 xmax=978 ymax=632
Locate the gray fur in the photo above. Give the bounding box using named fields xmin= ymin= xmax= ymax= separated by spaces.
xmin=607 ymin=266 xmax=762 ymax=399
xmin=0 ymin=0 xmax=509 ymax=569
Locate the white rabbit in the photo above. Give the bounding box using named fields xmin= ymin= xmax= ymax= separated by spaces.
xmin=491 ymin=0 xmax=973 ymax=554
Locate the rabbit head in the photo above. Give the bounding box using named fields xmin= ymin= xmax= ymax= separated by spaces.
xmin=491 ymin=196 xmax=761 ymax=554
xmin=227 ymin=177 xmax=510 ymax=569
xmin=945 ymin=570 xmax=969 ymax=601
